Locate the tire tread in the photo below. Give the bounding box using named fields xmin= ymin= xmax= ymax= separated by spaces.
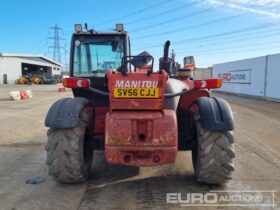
xmin=193 ymin=112 xmax=235 ymax=184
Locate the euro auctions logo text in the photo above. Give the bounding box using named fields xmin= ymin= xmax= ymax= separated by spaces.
xmin=167 ymin=192 xmax=219 ymax=205
xmin=218 ymin=73 xmax=246 ymax=81
xmin=217 ymin=69 xmax=251 ymax=84
xmin=166 ymin=190 xmax=277 ymax=207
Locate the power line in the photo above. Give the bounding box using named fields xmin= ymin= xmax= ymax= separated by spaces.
xmin=151 ymin=44 xmax=280 ymax=59
xmin=133 ymin=21 xmax=280 ymax=50
xmin=130 ymin=8 xmax=212 ymax=33
xmin=172 ymin=29 xmax=279 ymax=51
xmin=125 ymin=1 xmax=201 ymax=26
xmin=182 ymin=26 xmax=280 ymax=44
xmin=94 ymin=0 xmax=172 ymax=26
xmin=133 ymin=13 xmax=248 ymax=40
xmin=30 ymin=31 xmax=52 ymax=54
xmin=33 ymin=40 xmax=48 ymax=54
xmin=175 ymin=40 xmax=280 ymax=54
xmin=148 ymin=27 xmax=280 ymax=53
xmin=31 ymin=37 xmax=47 ymax=54
xmin=133 ymin=27 xmax=280 ymax=51
xmin=193 ymin=45 xmax=280 ymax=56
xmin=135 ymin=34 xmax=279 ymax=61
xmin=173 ymin=22 xmax=280 ymax=44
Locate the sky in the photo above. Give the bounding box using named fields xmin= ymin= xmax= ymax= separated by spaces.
xmin=0 ymin=0 xmax=280 ymax=68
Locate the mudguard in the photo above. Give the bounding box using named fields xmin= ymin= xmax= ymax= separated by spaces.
xmin=45 ymin=97 xmax=90 ymax=128
xmin=197 ymin=97 xmax=234 ymax=131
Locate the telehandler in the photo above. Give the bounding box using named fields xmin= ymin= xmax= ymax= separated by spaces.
xmin=45 ymin=24 xmax=235 ymax=184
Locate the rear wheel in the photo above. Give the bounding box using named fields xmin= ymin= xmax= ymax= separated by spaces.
xmin=45 ymin=109 xmax=93 ymax=183
xmin=192 ymin=112 xmax=235 ymax=184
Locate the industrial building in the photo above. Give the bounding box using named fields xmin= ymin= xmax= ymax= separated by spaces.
xmin=0 ymin=53 xmax=62 ymax=84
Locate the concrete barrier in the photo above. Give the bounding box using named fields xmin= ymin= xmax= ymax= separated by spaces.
xmin=20 ymin=90 xmax=28 ymax=99
xmin=9 ymin=91 xmax=21 ymax=101
xmin=26 ymin=90 xmax=33 ymax=98
xmin=58 ymin=87 xmax=67 ymax=92
xmin=9 ymin=90 xmax=33 ymax=101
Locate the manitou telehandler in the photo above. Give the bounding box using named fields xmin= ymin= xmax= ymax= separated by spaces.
xmin=45 ymin=24 xmax=235 ymax=184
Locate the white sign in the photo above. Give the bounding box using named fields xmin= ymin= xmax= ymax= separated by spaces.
xmin=217 ymin=69 xmax=252 ymax=84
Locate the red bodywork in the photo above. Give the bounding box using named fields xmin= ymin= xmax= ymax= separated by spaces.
xmin=93 ymin=106 xmax=109 ymax=139
xmin=105 ymin=70 xmax=178 ymax=166
xmin=84 ymin=70 xmax=211 ymax=167
xmin=176 ymin=77 xmax=210 ymax=110
xmin=105 ymin=110 xmax=177 ymax=166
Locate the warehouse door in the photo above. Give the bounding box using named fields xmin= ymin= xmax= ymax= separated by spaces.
xmin=21 ymin=63 xmax=51 ymax=77
xmin=3 ymin=74 xmax=7 ymax=84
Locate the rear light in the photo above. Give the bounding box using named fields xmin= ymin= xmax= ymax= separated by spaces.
xmin=195 ymin=78 xmax=222 ymax=89
xmin=63 ymin=78 xmax=90 ymax=88
xmin=184 ymin=63 xmax=195 ymax=70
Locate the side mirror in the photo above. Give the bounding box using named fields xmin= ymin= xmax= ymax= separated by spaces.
xmin=130 ymin=51 xmax=152 ymax=68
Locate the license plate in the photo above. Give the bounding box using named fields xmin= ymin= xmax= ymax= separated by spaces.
xmin=114 ymin=88 xmax=159 ymax=98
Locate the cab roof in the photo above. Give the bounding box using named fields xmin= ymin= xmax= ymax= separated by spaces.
xmin=73 ymin=31 xmax=128 ymax=36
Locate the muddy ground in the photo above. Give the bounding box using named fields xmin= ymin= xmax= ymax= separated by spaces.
xmin=0 ymin=85 xmax=279 ymax=210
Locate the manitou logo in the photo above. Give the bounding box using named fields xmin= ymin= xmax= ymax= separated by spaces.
xmin=115 ymin=80 xmax=158 ymax=88
xmin=217 ymin=69 xmax=251 ymax=84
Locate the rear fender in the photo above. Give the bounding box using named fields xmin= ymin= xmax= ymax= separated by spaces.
xmin=196 ymin=97 xmax=234 ymax=131
xmin=45 ymin=97 xmax=90 ymax=128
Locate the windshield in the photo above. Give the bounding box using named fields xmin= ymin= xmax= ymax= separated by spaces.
xmin=73 ymin=35 xmax=125 ymax=77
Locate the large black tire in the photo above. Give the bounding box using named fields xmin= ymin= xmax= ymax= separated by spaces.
xmin=45 ymin=109 xmax=93 ymax=183
xmin=192 ymin=112 xmax=235 ymax=184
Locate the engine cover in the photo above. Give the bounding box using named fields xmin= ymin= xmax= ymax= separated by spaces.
xmin=105 ymin=109 xmax=177 ymax=167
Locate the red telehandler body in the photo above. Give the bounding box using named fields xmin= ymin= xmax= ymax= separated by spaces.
xmin=45 ymin=24 xmax=235 ymax=184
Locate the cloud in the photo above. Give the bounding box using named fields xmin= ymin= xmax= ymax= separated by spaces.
xmin=201 ymin=0 xmax=280 ymax=18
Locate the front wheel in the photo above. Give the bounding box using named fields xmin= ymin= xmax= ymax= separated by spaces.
xmin=192 ymin=112 xmax=235 ymax=184
xmin=45 ymin=109 xmax=93 ymax=183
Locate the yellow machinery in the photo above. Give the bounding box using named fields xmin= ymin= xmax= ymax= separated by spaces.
xmin=32 ymin=77 xmax=42 ymax=84
xmin=17 ymin=77 xmax=29 ymax=85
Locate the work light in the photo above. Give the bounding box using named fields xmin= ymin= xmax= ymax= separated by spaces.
xmin=75 ymin=24 xmax=82 ymax=33
xmin=116 ymin=24 xmax=124 ymax=32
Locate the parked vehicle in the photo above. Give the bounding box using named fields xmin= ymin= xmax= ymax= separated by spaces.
xmin=45 ymin=24 xmax=235 ymax=184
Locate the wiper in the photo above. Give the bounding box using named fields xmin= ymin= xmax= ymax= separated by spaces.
xmin=92 ymin=69 xmax=111 ymax=74
xmin=91 ymin=69 xmax=104 ymax=74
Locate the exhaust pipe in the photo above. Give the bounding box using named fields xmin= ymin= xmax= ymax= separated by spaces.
xmin=159 ymin=40 xmax=172 ymax=74
xmin=163 ymin=40 xmax=170 ymax=62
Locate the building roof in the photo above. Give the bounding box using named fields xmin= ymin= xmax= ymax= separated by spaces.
xmin=0 ymin=53 xmax=62 ymax=66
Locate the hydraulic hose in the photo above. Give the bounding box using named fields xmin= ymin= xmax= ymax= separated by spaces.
xmin=164 ymin=88 xmax=195 ymax=98
xmin=88 ymin=87 xmax=110 ymax=96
